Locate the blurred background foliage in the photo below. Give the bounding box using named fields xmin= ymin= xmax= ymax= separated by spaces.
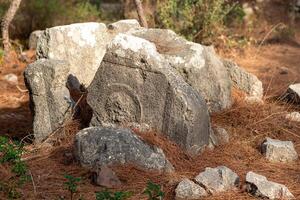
xmin=0 ymin=0 xmax=298 ymax=48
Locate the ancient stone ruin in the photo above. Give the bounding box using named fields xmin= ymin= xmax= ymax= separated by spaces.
xmin=24 ymin=19 xmax=265 ymax=169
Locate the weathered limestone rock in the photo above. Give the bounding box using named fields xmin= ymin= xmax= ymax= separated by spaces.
xmin=29 ymin=30 xmax=43 ymax=49
xmin=24 ymin=59 xmax=71 ymax=143
xmin=261 ymin=137 xmax=298 ymax=163
xmin=223 ymin=60 xmax=263 ymax=102
xmin=285 ymin=83 xmax=300 ymax=103
xmin=285 ymin=112 xmax=300 ymax=122
xmin=37 ymin=21 xmax=141 ymax=87
xmin=87 ymin=33 xmax=211 ymax=154
xmin=246 ymin=171 xmax=295 ymax=199
xmin=209 ymin=127 xmax=230 ymax=149
xmin=175 ymin=178 xmax=208 ymax=200
xmin=195 ymin=166 xmax=239 ymax=194
xmin=107 ymin=19 xmax=140 ymax=33
xmin=36 ymin=23 xmax=109 ymax=87
xmin=74 ymin=127 xmax=174 ymax=172
xmin=130 ymin=29 xmax=232 ymax=113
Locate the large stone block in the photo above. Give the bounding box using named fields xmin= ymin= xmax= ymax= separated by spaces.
xmin=130 ymin=29 xmax=232 ymax=112
xmin=24 ymin=59 xmax=71 ymax=143
xmin=87 ymin=33 xmax=210 ymax=154
xmin=36 ymin=21 xmax=141 ymax=87
xmin=75 ymin=127 xmax=174 ymax=172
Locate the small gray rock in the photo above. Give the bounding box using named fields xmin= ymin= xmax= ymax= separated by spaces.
xmin=285 ymin=83 xmax=300 ymax=103
xmin=261 ymin=137 xmax=298 ymax=163
xmin=24 ymin=59 xmax=71 ymax=143
xmin=246 ymin=171 xmax=295 ymax=199
xmin=107 ymin=19 xmax=140 ymax=33
xmin=4 ymin=73 xmax=18 ymax=85
xmin=74 ymin=127 xmax=174 ymax=172
xmin=223 ymin=60 xmax=263 ymax=103
xmin=195 ymin=166 xmax=239 ymax=194
xmin=209 ymin=127 xmax=230 ymax=148
xmin=91 ymin=165 xmax=122 ymax=188
xmin=285 ymin=112 xmax=300 ymax=122
xmin=29 ymin=30 xmax=43 ymax=49
xmin=175 ymin=178 xmax=208 ymax=200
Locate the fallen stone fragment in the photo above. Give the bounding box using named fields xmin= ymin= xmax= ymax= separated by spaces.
xmin=29 ymin=30 xmax=43 ymax=49
xmin=209 ymin=127 xmax=230 ymax=149
xmin=24 ymin=59 xmax=71 ymax=143
xmin=107 ymin=19 xmax=140 ymax=33
xmin=285 ymin=112 xmax=300 ymax=122
xmin=261 ymin=137 xmax=298 ymax=163
xmin=130 ymin=28 xmax=232 ymax=112
xmin=175 ymin=178 xmax=208 ymax=200
xmin=246 ymin=171 xmax=295 ymax=199
xmin=87 ymin=33 xmax=210 ymax=154
xmin=195 ymin=166 xmax=239 ymax=194
xmin=223 ymin=60 xmax=263 ymax=102
xmin=91 ymin=165 xmax=122 ymax=188
xmin=285 ymin=83 xmax=300 ymax=103
xmin=4 ymin=73 xmax=18 ymax=85
xmin=74 ymin=127 xmax=174 ymax=172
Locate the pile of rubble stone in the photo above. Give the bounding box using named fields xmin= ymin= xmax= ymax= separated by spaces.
xmin=24 ymin=19 xmax=298 ymax=199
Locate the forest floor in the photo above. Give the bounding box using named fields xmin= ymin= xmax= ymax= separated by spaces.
xmin=1 ymin=28 xmax=300 ymax=200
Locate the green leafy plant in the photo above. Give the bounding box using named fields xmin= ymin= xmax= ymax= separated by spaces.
xmin=0 ymin=136 xmax=30 ymax=199
xmin=156 ymin=0 xmax=245 ymax=45
xmin=143 ymin=181 xmax=164 ymax=200
xmin=95 ymin=190 xmax=133 ymax=200
xmin=64 ymin=174 xmax=81 ymax=200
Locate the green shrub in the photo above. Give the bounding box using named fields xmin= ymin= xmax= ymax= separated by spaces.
xmin=0 ymin=136 xmax=30 ymax=199
xmin=143 ymin=181 xmax=164 ymax=200
xmin=64 ymin=174 xmax=81 ymax=200
xmin=156 ymin=0 xmax=245 ymax=44
xmin=95 ymin=190 xmax=133 ymax=200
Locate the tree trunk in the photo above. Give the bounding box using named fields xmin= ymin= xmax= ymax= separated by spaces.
xmin=1 ymin=0 xmax=22 ymax=55
xmin=133 ymin=0 xmax=148 ymax=28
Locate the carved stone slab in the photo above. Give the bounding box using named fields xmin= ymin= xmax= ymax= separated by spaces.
xmin=87 ymin=34 xmax=211 ymax=154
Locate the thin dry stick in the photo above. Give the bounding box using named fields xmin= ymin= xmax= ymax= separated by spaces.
xmin=249 ymin=111 xmax=286 ymax=126
xmin=16 ymin=85 xmax=28 ymax=93
xmin=29 ymin=170 xmax=37 ymax=195
xmin=280 ymin=128 xmax=300 ymax=139
xmin=134 ymin=0 xmax=148 ymax=28
xmin=254 ymin=23 xmax=285 ymax=58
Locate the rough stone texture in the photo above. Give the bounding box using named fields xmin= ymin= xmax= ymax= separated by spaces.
xmin=29 ymin=30 xmax=43 ymax=49
xmin=36 ymin=21 xmax=141 ymax=87
xmin=223 ymin=59 xmax=263 ymax=102
xmin=246 ymin=171 xmax=295 ymax=199
xmin=24 ymin=59 xmax=71 ymax=143
xmin=175 ymin=178 xmax=208 ymax=200
xmin=107 ymin=19 xmax=140 ymax=33
xmin=130 ymin=28 xmax=232 ymax=113
xmin=87 ymin=33 xmax=211 ymax=154
xmin=209 ymin=127 xmax=230 ymax=148
xmin=195 ymin=166 xmax=240 ymax=194
xmin=261 ymin=137 xmax=298 ymax=163
xmin=285 ymin=83 xmax=300 ymax=103
xmin=74 ymin=127 xmax=174 ymax=172
xmin=285 ymin=112 xmax=300 ymax=122
xmin=36 ymin=23 xmax=109 ymax=87
xmin=91 ymin=165 xmax=122 ymax=188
